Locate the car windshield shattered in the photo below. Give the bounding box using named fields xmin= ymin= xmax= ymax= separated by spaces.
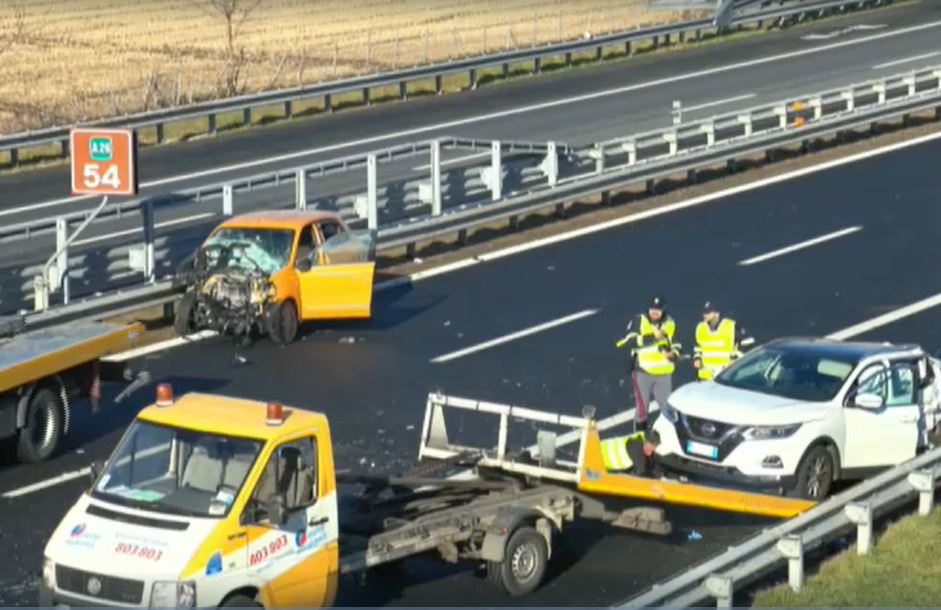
xmin=714 ymin=345 xmax=856 ymax=402
xmin=91 ymin=420 xmax=262 ymax=518
xmin=202 ymin=228 xmax=294 ymax=275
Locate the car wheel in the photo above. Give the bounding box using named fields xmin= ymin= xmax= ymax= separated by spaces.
xmin=266 ymin=300 xmax=298 ymax=345
xmin=790 ymin=445 xmax=835 ymax=500
xmin=174 ymin=291 xmax=197 ymax=337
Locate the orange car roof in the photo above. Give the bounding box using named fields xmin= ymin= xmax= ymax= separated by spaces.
xmin=216 ymin=210 xmax=342 ymax=231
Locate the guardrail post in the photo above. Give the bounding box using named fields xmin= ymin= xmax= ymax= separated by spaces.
xmin=873 ymin=83 xmax=886 ymax=105
xmin=208 ymin=113 xmax=217 ymax=134
xmin=243 ymin=107 xmax=252 ymax=125
xmin=324 ymin=93 xmax=333 ymax=113
xmin=663 ymin=132 xmax=677 ymax=156
xmin=430 ymin=139 xmax=442 ymax=216
xmin=284 ymin=100 xmax=293 ymax=119
xmin=738 ymin=114 xmax=752 ymax=138
xmin=141 ymin=200 xmax=155 ymax=283
xmin=907 ymin=468 xmax=937 ymax=516
xmin=469 ymin=68 xmax=478 ymax=89
xmin=774 ymin=105 xmax=787 ymax=129
xmin=295 ymin=169 xmax=307 ymax=210
xmin=705 ymin=574 xmax=733 ymax=608
xmin=903 ymin=73 xmax=916 ymax=96
xmin=592 ymin=143 xmax=605 ymax=174
xmin=777 ymin=534 xmax=804 ymax=592
xmin=55 ymin=217 xmax=69 ymax=304
xmin=841 ymin=90 xmax=855 ymax=113
xmin=701 ymin=122 xmax=715 ymax=147
xmin=625 ymin=40 xmax=632 ymax=56
xmin=622 ymin=141 xmax=637 ymax=165
xmin=223 ymin=184 xmax=233 ymax=216
xmin=845 ymin=501 xmax=873 ymax=555
xmin=367 ymin=153 xmax=378 ymax=230
xmin=810 ymin=96 xmax=823 ymax=120
xmin=155 ymin=123 xmax=165 ymax=144
xmin=491 ymin=140 xmax=502 ymax=201
xmin=541 ymin=141 xmax=558 ymax=187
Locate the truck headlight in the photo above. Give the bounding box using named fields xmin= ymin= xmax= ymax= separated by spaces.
xmin=150 ymin=581 xmax=196 ymax=608
xmin=743 ymin=424 xmax=801 ymax=440
xmin=42 ymin=557 xmax=55 ymax=588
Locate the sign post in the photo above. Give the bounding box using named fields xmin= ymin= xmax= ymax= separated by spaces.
xmin=34 ymin=127 xmax=139 ymax=311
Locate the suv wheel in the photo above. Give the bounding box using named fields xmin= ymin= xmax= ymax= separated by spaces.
xmin=789 ymin=445 xmax=835 ymax=500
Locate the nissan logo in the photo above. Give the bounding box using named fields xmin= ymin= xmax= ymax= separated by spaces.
xmin=701 ymin=422 xmax=716 ymax=437
xmin=86 ymin=577 xmax=102 ymax=596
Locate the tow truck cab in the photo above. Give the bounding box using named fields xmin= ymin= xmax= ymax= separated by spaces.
xmin=41 ymin=384 xmax=340 ymax=608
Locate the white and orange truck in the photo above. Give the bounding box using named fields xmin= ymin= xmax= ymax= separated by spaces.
xmin=41 ymin=387 xmax=814 ymax=607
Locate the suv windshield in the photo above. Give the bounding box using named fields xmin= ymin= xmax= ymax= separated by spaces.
xmin=91 ymin=420 xmax=262 ymax=518
xmin=202 ymin=228 xmax=294 ymax=275
xmin=715 ymin=345 xmax=856 ymax=402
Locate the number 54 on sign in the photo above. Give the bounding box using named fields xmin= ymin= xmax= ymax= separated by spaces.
xmin=70 ymin=128 xmax=139 ymax=196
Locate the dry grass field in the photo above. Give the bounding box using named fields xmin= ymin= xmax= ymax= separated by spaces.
xmin=0 ymin=0 xmax=701 ymax=135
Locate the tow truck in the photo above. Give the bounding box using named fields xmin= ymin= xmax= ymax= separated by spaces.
xmin=0 ymin=316 xmax=149 ymax=463
xmin=41 ymin=387 xmax=815 ymax=607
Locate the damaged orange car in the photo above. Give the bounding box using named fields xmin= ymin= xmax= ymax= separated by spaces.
xmin=173 ymin=210 xmax=376 ymax=345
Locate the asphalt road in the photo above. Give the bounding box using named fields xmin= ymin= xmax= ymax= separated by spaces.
xmin=1 ymin=123 xmax=940 ymax=605
xmin=2 ymin=1 xmax=940 ymax=314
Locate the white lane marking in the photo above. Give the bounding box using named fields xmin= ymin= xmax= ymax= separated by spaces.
xmin=738 ymin=226 xmax=863 ymax=266
xmin=1 ymin=443 xmax=170 ymax=499
xmin=73 ymin=212 xmax=216 ymax=247
xmin=683 ymin=93 xmax=756 ymax=112
xmin=412 ymin=151 xmax=490 ymax=172
xmin=431 ymin=309 xmax=599 ymax=363
xmin=872 ymin=51 xmax=941 ymax=70
xmin=827 ymin=292 xmax=941 ymax=340
xmin=102 ymin=330 xmax=219 ymax=362
xmin=802 ymin=23 xmax=887 ymax=40
xmin=5 ymin=18 xmax=941 ymax=220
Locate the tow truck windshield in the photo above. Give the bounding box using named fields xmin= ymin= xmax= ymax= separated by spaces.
xmin=92 ymin=420 xmax=262 ymax=518
xmin=715 ymin=345 xmax=856 ymax=402
xmin=203 ymin=227 xmax=294 ymax=275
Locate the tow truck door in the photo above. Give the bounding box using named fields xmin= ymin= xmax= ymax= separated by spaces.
xmin=296 ymin=221 xmax=375 ymax=319
xmin=842 ymin=359 xmax=920 ymax=469
xmin=244 ymin=437 xmax=333 ymax=607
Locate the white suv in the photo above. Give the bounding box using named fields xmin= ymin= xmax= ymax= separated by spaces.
xmin=652 ymin=338 xmax=941 ymax=500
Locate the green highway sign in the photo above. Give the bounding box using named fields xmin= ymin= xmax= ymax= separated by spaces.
xmin=89 ymin=137 xmax=113 ymax=161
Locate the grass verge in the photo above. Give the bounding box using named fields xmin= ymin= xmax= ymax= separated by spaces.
xmin=753 ymin=506 xmax=941 ymax=606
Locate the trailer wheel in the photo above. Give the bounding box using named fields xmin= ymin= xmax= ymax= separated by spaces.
xmin=266 ymin=300 xmax=298 ymax=345
xmin=17 ymin=387 xmax=63 ymax=463
xmin=487 ymin=526 xmax=548 ymax=596
xmin=174 ymin=291 xmax=198 ymax=337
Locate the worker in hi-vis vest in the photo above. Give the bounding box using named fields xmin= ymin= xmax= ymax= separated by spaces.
xmin=692 ymin=301 xmax=755 ymax=381
xmin=618 ymin=296 xmax=680 ymax=433
xmin=599 ymin=429 xmax=661 ymax=477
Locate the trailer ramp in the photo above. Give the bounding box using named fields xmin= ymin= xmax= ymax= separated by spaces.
xmin=417 ymin=393 xmax=815 ymax=519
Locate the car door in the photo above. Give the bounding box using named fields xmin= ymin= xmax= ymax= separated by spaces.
xmin=842 ymin=359 xmax=920 ymax=469
xmin=243 ymin=437 xmax=334 ymax=607
xmin=295 ymin=221 xmax=375 ymax=319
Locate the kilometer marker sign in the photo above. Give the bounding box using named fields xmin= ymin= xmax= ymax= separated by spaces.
xmin=70 ymin=127 xmax=139 ymax=195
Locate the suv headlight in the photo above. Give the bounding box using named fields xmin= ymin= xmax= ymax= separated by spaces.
xmin=150 ymin=581 xmax=196 ymax=608
xmin=743 ymin=424 xmax=801 ymax=440
xmin=42 ymin=557 xmax=55 ymax=588
xmin=660 ymin=401 xmax=678 ymax=423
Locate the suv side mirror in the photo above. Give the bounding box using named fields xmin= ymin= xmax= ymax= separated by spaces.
xmin=295 ymin=257 xmax=312 ymax=272
xmin=852 ymin=392 xmax=884 ymax=410
xmin=267 ymin=494 xmax=288 ymax=526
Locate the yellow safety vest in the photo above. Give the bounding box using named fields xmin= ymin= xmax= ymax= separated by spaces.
xmin=695 ymin=318 xmax=736 ymax=380
xmin=635 ymin=315 xmax=676 ymax=375
xmin=600 ymin=431 xmax=646 ymax=471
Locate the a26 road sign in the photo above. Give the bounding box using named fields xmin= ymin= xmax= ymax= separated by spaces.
xmin=70 ymin=128 xmax=138 ymax=196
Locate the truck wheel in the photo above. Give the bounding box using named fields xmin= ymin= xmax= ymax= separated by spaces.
xmin=220 ymin=594 xmax=261 ymax=607
xmin=789 ymin=445 xmax=835 ymax=500
xmin=174 ymin=291 xmax=197 ymax=337
xmin=266 ymin=300 xmax=298 ymax=345
xmin=487 ymin=526 xmax=548 ymax=596
xmin=17 ymin=387 xmax=63 ymax=463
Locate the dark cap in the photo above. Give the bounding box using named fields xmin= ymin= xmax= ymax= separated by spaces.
xmin=649 ymin=296 xmax=666 ymax=310
xmin=646 ymin=429 xmax=661 ymax=444
xmin=702 ymin=300 xmax=719 ymax=313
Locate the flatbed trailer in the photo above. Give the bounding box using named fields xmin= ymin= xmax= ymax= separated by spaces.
xmin=0 ymin=317 xmax=149 ymax=463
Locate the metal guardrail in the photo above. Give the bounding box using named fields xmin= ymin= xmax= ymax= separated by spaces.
xmin=4 ymin=61 xmax=940 ymax=329
xmin=0 ymin=0 xmax=889 ymax=165
xmin=617 ymin=443 xmax=941 ymax=607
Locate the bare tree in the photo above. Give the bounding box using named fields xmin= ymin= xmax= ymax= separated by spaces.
xmin=189 ymin=0 xmax=265 ymax=96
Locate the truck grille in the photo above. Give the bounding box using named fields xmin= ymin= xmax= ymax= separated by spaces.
xmin=55 ymin=565 xmax=144 ymax=604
